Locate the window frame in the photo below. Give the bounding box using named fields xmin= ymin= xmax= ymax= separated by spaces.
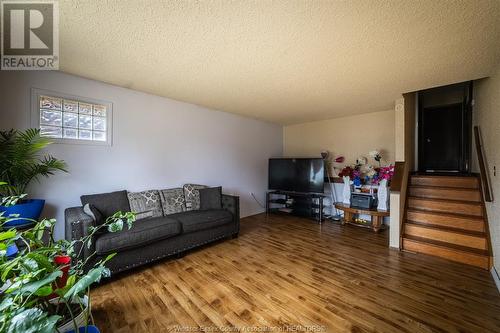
xmin=31 ymin=88 xmax=113 ymax=146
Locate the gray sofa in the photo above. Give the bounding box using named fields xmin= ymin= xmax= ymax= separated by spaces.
xmin=65 ymin=185 xmax=239 ymax=274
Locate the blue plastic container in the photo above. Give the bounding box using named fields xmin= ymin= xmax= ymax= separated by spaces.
xmin=0 ymin=199 xmax=45 ymax=226
xmin=6 ymin=244 xmax=18 ymax=258
xmin=66 ymin=325 xmax=100 ymax=333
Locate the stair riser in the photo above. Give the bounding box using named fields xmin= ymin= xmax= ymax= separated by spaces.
xmin=407 ymin=211 xmax=485 ymax=232
xmin=405 ymin=225 xmax=487 ymax=250
xmin=402 ymin=239 xmax=489 ymax=269
xmin=409 ymin=187 xmax=481 ymax=202
xmin=408 ymin=199 xmax=483 ymax=217
xmin=410 ymin=177 xmax=478 ymax=189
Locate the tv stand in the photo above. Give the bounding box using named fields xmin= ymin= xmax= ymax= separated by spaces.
xmin=266 ymin=191 xmax=325 ymax=223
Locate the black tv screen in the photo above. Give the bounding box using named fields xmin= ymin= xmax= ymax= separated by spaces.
xmin=268 ymin=158 xmax=324 ymax=193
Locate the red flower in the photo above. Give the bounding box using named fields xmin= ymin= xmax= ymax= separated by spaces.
xmin=339 ymin=166 xmax=354 ymax=180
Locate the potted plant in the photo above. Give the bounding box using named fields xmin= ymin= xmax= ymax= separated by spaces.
xmin=0 ymin=129 xmax=67 ymax=227
xmin=0 ymin=186 xmax=136 ymax=333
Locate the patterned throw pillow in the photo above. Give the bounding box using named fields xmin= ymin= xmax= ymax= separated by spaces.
xmin=159 ymin=188 xmax=186 ymax=215
xmin=127 ymin=190 xmax=163 ymax=220
xmin=183 ymin=184 xmax=207 ymax=211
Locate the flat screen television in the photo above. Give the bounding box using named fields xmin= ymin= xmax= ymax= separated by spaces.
xmin=268 ymin=158 xmax=324 ymax=193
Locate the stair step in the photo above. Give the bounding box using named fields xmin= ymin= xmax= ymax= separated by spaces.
xmin=406 ymin=209 xmax=485 ymax=232
xmin=404 ymin=223 xmax=487 ymax=250
xmin=410 ymin=175 xmax=479 ymax=189
xmin=409 ymin=185 xmax=481 ymax=202
xmin=402 ymin=236 xmax=490 ymax=269
xmin=408 ymin=197 xmax=483 ymax=217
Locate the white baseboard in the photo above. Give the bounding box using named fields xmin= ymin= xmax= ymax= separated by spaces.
xmin=491 ymin=266 xmax=500 ymax=294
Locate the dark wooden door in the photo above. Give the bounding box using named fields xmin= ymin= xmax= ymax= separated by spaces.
xmin=419 ymin=103 xmax=464 ymax=172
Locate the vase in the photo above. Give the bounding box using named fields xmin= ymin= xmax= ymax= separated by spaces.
xmin=377 ymin=179 xmax=389 ymax=211
xmin=342 ymin=176 xmax=351 ymax=205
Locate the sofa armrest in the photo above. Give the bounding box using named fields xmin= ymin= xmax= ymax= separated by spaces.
xmin=222 ymin=194 xmax=240 ymax=232
xmin=65 ymin=206 xmax=95 ymax=261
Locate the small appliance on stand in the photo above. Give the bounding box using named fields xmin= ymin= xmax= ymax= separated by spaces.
xmin=321 ymin=151 xmax=341 ymax=221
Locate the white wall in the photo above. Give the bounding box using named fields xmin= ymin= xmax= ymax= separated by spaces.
xmin=283 ymin=109 xmax=396 ymax=165
xmin=0 ymin=71 xmax=283 ymax=239
xmin=473 ymin=63 xmax=500 ymax=275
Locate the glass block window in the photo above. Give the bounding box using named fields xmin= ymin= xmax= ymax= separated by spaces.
xmin=36 ymin=93 xmax=110 ymax=144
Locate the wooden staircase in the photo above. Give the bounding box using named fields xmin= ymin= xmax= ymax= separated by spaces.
xmin=402 ymin=175 xmax=492 ymax=269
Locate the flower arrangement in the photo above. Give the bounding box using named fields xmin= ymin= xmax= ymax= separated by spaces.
xmin=369 ymin=150 xmax=382 ymax=167
xmin=337 ymin=150 xmax=394 ymax=185
xmin=372 ymin=165 xmax=395 ymax=185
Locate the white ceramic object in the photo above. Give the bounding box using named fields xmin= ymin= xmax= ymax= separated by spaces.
xmin=377 ymin=179 xmax=389 ymax=211
xmin=342 ymin=176 xmax=351 ymax=205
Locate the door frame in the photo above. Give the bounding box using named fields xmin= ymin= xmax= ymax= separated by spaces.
xmin=418 ymin=97 xmax=472 ymax=173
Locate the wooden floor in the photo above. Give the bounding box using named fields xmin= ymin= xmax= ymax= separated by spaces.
xmin=91 ymin=214 xmax=500 ymax=332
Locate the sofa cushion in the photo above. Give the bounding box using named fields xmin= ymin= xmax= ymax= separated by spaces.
xmin=170 ymin=209 xmax=232 ymax=233
xmin=199 ymin=187 xmax=222 ymax=210
xmin=95 ymin=216 xmax=181 ymax=254
xmin=183 ymin=184 xmax=207 ymax=211
xmin=81 ymin=190 xmax=130 ymax=223
xmin=127 ymin=190 xmax=163 ymax=220
xmin=159 ymin=188 xmax=186 ymax=215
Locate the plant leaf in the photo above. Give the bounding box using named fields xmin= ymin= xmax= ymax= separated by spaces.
xmin=0 ymin=297 xmax=13 ymax=311
xmin=107 ymin=219 xmax=124 ymax=233
xmin=10 ymin=270 xmax=62 ymax=295
xmin=63 ymin=266 xmax=107 ymax=299
xmin=1 ymin=258 xmax=20 ymax=281
xmin=7 ymin=307 xmax=60 ymax=333
xmin=34 ymin=285 xmax=53 ymax=297
xmin=0 ymin=230 xmax=16 ymax=241
xmin=25 ymin=253 xmax=53 ymax=273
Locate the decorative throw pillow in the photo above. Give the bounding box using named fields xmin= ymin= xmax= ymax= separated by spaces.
xmin=127 ymin=190 xmax=163 ymax=220
xmin=81 ymin=190 xmax=130 ymax=221
xmin=199 ymin=187 xmax=222 ymax=210
xmin=183 ymin=184 xmax=207 ymax=211
xmin=83 ymin=203 xmax=104 ymax=224
xmin=159 ymin=188 xmax=186 ymax=215
xmin=83 ymin=203 xmax=108 ymax=233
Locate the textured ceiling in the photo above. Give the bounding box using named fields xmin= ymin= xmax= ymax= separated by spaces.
xmin=59 ymin=0 xmax=500 ymax=124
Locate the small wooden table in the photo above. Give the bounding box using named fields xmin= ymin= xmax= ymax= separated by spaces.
xmin=334 ymin=203 xmax=389 ymax=232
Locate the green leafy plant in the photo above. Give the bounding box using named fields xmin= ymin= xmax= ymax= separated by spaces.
xmin=0 ymin=129 xmax=67 ymax=197
xmin=0 ymin=190 xmax=136 ymax=333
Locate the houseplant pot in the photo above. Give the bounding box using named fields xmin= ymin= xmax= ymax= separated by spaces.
xmin=52 ymin=295 xmax=89 ymax=333
xmin=6 ymin=243 xmax=18 ymax=258
xmin=0 ymin=199 xmax=45 ymax=227
xmin=66 ymin=325 xmax=101 ymax=333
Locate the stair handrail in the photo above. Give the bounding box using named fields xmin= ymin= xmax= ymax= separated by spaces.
xmin=474 ymin=126 xmax=493 ymax=202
